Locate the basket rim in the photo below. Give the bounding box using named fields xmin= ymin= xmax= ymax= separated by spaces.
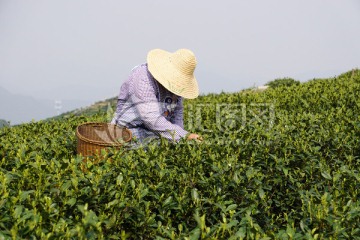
xmin=76 ymin=122 xmax=132 ymax=147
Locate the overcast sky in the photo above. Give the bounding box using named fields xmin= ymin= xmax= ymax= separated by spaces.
xmin=1 ymin=0 xmax=359 ymax=103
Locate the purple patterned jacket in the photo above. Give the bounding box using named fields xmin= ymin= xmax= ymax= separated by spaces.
xmin=111 ymin=63 xmax=188 ymax=142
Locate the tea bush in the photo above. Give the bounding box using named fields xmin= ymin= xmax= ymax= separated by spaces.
xmin=265 ymin=78 xmax=300 ymax=89
xmin=0 ymin=70 xmax=359 ymax=239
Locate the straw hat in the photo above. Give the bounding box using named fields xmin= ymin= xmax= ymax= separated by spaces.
xmin=147 ymin=48 xmax=199 ymax=99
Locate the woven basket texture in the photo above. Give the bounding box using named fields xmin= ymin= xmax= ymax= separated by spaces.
xmin=76 ymin=122 xmax=132 ymax=157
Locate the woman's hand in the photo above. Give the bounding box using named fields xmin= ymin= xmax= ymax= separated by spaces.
xmin=187 ymin=133 xmax=203 ymax=141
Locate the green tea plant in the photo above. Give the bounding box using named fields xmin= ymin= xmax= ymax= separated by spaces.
xmin=265 ymin=78 xmax=300 ymax=89
xmin=0 ymin=69 xmax=359 ymax=239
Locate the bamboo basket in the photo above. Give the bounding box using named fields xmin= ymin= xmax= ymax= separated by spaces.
xmin=76 ymin=122 xmax=132 ymax=157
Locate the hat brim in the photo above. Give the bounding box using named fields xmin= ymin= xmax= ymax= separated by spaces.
xmin=147 ymin=49 xmax=199 ymax=99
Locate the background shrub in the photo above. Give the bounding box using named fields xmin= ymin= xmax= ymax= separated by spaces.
xmin=266 ymin=77 xmax=300 ymax=88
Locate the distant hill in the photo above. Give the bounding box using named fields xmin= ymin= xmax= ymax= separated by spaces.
xmin=0 ymin=119 xmax=10 ymax=128
xmin=54 ymin=97 xmax=118 ymax=119
xmin=0 ymin=86 xmax=92 ymax=125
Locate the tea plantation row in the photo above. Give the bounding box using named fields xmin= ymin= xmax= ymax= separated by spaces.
xmin=0 ymin=70 xmax=359 ymax=239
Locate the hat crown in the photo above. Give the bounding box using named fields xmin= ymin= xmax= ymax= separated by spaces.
xmin=170 ymin=49 xmax=197 ymax=76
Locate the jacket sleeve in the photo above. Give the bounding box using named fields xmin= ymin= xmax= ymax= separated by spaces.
xmin=131 ymin=70 xmax=188 ymax=141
